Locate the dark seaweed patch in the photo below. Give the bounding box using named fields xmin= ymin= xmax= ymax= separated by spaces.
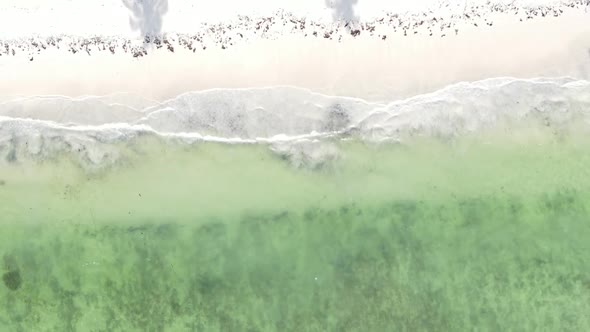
xmin=3 ymin=270 xmax=22 ymax=291
xmin=5 ymin=148 xmax=16 ymax=163
xmin=323 ymin=103 xmax=350 ymax=132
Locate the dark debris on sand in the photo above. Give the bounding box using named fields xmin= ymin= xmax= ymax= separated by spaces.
xmin=0 ymin=0 xmax=587 ymax=59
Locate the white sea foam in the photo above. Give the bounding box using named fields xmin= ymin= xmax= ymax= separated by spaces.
xmin=0 ymin=77 xmax=589 ymax=169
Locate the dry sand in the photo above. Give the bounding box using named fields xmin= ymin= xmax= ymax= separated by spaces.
xmin=0 ymin=11 xmax=589 ymax=101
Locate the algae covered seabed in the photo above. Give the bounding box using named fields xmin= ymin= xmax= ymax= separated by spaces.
xmin=1 ymin=130 xmax=590 ymax=331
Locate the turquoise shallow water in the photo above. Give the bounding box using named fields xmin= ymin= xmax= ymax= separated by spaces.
xmin=1 ymin=129 xmax=590 ymax=331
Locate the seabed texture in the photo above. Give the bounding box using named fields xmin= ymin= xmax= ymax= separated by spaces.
xmin=1 ymin=128 xmax=590 ymax=331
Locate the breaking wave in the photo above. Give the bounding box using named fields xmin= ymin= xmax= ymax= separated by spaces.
xmin=1 ymin=76 xmax=589 ymax=169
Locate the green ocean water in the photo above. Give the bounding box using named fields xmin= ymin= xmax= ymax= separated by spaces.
xmin=1 ymin=128 xmax=590 ymax=331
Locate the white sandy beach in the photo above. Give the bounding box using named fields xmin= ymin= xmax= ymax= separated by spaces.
xmin=0 ymin=0 xmax=589 ymax=101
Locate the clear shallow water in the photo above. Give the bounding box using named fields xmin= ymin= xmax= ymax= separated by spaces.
xmin=2 ymin=129 xmax=590 ymax=331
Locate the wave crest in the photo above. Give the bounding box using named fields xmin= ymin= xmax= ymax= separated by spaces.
xmin=1 ymin=77 xmax=589 ymax=169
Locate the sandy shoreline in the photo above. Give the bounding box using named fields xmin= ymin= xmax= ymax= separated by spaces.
xmin=1 ymin=10 xmax=589 ymax=101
